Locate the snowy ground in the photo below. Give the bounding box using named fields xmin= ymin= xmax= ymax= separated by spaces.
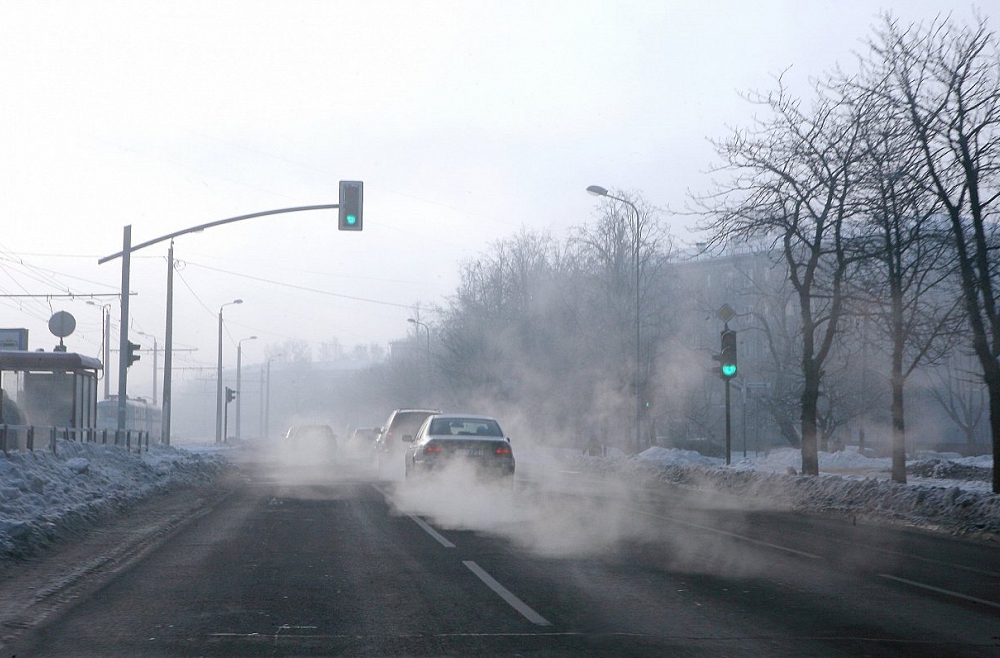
xmin=560 ymin=445 xmax=999 ymax=539
xmin=0 ymin=440 xmax=226 ymax=562
xmin=0 ymin=440 xmax=996 ymax=565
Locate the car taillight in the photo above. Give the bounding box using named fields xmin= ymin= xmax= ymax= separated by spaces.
xmin=424 ymin=444 xmax=443 ymax=454
xmin=494 ymin=445 xmax=512 ymax=456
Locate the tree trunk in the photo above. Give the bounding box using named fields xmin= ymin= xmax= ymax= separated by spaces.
xmin=985 ymin=362 xmax=1000 ymax=494
xmin=890 ymin=289 xmax=907 ymax=483
xmin=800 ymin=359 xmax=820 ymax=475
xmin=890 ymin=372 xmax=907 ymax=484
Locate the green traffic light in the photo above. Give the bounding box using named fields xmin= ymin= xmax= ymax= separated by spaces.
xmin=722 ymin=364 xmax=737 ymax=377
xmin=346 ymin=214 xmax=357 ymax=225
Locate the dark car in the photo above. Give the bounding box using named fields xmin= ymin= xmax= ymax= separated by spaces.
xmin=283 ymin=424 xmax=338 ymax=461
xmin=341 ymin=427 xmax=378 ymax=461
xmin=404 ymin=414 xmax=515 ymax=480
xmin=374 ymin=409 xmax=441 ymax=475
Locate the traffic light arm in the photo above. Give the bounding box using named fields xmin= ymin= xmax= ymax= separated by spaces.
xmin=98 ymin=204 xmax=341 ymax=264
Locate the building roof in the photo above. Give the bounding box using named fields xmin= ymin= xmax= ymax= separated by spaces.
xmin=0 ymin=350 xmax=102 ymax=372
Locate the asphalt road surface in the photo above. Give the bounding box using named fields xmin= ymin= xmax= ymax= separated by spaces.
xmin=5 ymin=448 xmax=999 ymax=657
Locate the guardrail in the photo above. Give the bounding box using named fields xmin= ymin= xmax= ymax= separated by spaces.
xmin=0 ymin=425 xmax=151 ymax=457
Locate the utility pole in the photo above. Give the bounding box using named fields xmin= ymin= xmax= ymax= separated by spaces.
xmin=117 ymin=226 xmax=131 ymax=435
xmin=103 ymin=309 xmax=111 ymax=400
xmin=162 ymin=241 xmax=174 ymax=445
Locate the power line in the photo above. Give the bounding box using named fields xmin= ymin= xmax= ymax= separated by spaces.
xmin=183 ymin=260 xmax=414 ymax=309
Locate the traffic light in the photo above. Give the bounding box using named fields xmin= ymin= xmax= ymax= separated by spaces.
xmin=226 ymin=387 xmax=237 ymax=404
xmin=720 ymin=330 xmax=737 ymax=378
xmin=338 ymin=180 xmax=363 ymax=231
xmin=126 ymin=341 xmax=141 ymax=368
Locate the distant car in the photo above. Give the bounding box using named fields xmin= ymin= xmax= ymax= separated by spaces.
xmin=374 ymin=409 xmax=441 ymax=472
xmin=283 ymin=424 xmax=338 ymax=459
xmin=341 ymin=427 xmax=378 ymax=461
xmin=404 ymin=414 xmax=514 ymax=480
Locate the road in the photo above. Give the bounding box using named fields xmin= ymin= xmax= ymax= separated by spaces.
xmin=6 ymin=448 xmax=999 ymax=657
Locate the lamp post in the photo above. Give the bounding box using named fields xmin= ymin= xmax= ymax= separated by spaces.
xmin=216 ymin=299 xmax=243 ymax=443
xmin=86 ymin=301 xmax=112 ymax=400
xmin=134 ymin=330 xmax=159 ymax=405
xmin=587 ymin=185 xmax=642 ymax=454
xmin=236 ymin=335 xmax=257 ymax=440
xmin=264 ymin=353 xmax=282 ymax=441
xmin=407 ymin=318 xmax=431 ymax=399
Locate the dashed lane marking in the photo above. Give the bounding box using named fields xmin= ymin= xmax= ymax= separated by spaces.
xmin=370 ymin=483 xmax=456 ymax=548
xmin=463 ymin=560 xmax=551 ymax=626
xmin=631 ymin=508 xmax=824 ymax=560
xmin=408 ymin=513 xmax=456 ymax=548
xmin=878 ymin=573 xmax=1000 ymax=610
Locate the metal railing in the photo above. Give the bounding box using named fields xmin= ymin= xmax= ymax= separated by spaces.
xmin=0 ymin=424 xmax=151 ymax=457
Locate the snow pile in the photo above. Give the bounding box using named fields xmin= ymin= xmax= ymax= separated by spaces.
xmin=567 ymin=446 xmax=999 ymax=539
xmin=0 ymin=441 xmax=226 ymax=560
xmin=0 ymin=439 xmax=995 ymax=566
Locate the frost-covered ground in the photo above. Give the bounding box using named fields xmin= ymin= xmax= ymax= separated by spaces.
xmin=0 ymin=440 xmax=226 ymax=561
xmin=1 ymin=440 xmax=996 ymax=565
xmin=558 ymin=445 xmax=999 ymax=539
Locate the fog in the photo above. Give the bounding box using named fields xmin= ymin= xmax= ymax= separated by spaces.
xmin=247 ymin=431 xmax=821 ymax=585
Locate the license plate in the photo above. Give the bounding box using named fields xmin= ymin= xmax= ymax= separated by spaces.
xmin=468 ymin=449 xmax=484 ymax=457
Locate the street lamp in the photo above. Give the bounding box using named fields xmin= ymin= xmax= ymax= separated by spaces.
xmin=86 ymin=300 xmax=112 ymax=400
xmin=134 ymin=330 xmax=159 ymax=405
xmin=407 ymin=318 xmax=430 ymax=351
xmin=216 ymin=299 xmax=243 ymax=443
xmin=587 ymin=185 xmax=642 ymax=454
xmin=263 ymin=353 xmax=283 ymax=441
xmin=406 ymin=318 xmax=431 ymax=395
xmin=408 ymin=318 xmax=431 ymax=398
xmin=236 ymin=335 xmax=257 ymax=441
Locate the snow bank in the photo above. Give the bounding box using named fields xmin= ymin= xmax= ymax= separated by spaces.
xmin=0 ymin=441 xmax=226 ymax=560
xmin=563 ymin=446 xmax=998 ymax=538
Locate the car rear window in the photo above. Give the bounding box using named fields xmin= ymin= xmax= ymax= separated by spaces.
xmin=389 ymin=412 xmax=435 ymax=435
xmin=428 ymin=418 xmax=502 ymax=436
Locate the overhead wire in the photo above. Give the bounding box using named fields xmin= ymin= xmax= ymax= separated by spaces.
xmin=181 ymin=260 xmax=414 ymax=309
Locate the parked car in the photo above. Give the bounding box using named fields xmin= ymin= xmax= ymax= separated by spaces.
xmin=404 ymin=414 xmax=515 ymax=480
xmin=374 ymin=409 xmax=440 ymax=475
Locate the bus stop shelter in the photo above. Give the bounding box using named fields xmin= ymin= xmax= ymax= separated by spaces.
xmin=0 ymin=350 xmax=102 ymax=434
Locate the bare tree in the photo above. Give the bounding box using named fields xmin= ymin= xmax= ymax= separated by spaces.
xmin=926 ymin=352 xmax=988 ymax=447
xmin=736 ymin=249 xmax=807 ymax=448
xmin=841 ymin=71 xmax=965 ymax=482
xmin=570 ymin=191 xmax=676 ymax=451
xmin=697 ymin=76 xmax=867 ymax=475
xmin=867 ymin=14 xmax=1000 ymax=492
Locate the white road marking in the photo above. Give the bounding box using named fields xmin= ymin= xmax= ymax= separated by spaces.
xmin=632 ymin=508 xmax=824 ymax=560
xmin=824 ymin=535 xmax=1000 ymax=578
xmin=878 ymin=574 xmax=1000 ymax=610
xmin=370 ymin=483 xmax=457 ymax=548
xmin=408 ymin=513 xmax=456 ymax=548
xmin=463 ymin=560 xmax=551 ymax=626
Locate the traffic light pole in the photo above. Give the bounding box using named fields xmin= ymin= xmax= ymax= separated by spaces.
xmin=725 ymin=375 xmax=732 ymax=466
xmin=714 ymin=313 xmax=738 ymax=465
xmin=99 ymin=204 xmax=339 ymax=445
xmin=117 ymin=226 xmax=132 ymax=434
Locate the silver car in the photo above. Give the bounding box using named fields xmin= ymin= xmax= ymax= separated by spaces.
xmin=404 ymin=414 xmax=515 ymax=479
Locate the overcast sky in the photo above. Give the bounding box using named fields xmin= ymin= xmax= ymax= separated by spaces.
xmin=0 ymin=0 xmax=984 ymax=397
